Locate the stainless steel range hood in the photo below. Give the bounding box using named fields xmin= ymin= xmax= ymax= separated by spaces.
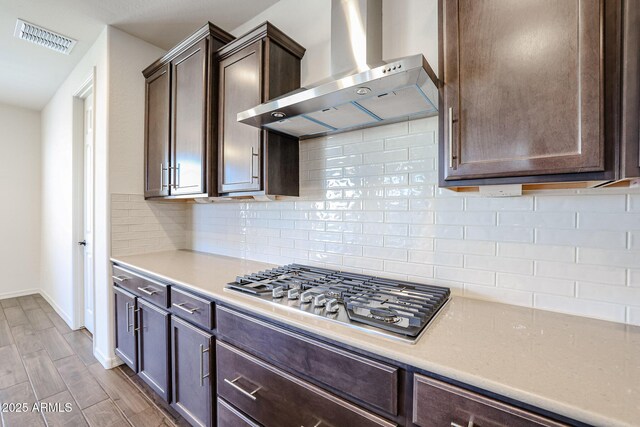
xmin=237 ymin=0 xmax=439 ymax=140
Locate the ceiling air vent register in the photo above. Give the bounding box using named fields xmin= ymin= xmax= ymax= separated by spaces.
xmin=13 ymin=19 xmax=77 ymax=55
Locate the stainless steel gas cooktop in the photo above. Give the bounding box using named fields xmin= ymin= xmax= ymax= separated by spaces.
xmin=226 ymin=264 xmax=450 ymax=343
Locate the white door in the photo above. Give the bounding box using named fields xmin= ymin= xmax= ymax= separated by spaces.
xmin=82 ymin=93 xmax=95 ymax=334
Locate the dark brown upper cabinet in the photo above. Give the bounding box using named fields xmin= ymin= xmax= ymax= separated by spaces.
xmin=143 ymin=23 xmax=235 ymax=199
xmin=217 ymin=23 xmax=305 ymax=198
xmin=439 ymin=0 xmax=628 ymax=190
xmin=621 ymin=0 xmax=640 ymax=181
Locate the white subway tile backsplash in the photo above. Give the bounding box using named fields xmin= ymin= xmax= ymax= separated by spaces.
xmin=578 ymin=213 xmax=640 ymax=231
xmin=436 ymin=211 xmax=496 ymax=226
xmin=464 ymin=283 xmax=533 ymax=306
xmin=496 ymin=273 xmax=575 ymax=296
xmin=498 ymin=212 xmax=576 ymax=228
xmin=465 ymin=226 xmax=534 ymax=243
xmin=629 ymin=307 xmax=640 ymax=326
xmin=577 ymin=282 xmax=640 ymax=306
xmin=577 ymin=248 xmax=640 ymax=269
xmin=411 ymin=224 xmax=464 ymax=240
xmin=435 ymin=239 xmax=496 ymax=256
xmin=536 ymin=229 xmax=627 ymax=250
xmin=100 ymin=117 xmax=639 ymax=326
xmin=535 ymin=194 xmax=627 ymax=212
xmin=536 ymin=261 xmax=626 ymax=285
xmin=363 ymin=121 xmax=408 ymax=140
xmin=629 ymin=270 xmax=640 ymax=287
xmin=362 ymin=246 xmax=407 ymax=261
xmin=435 ymin=266 xmax=495 ymax=286
xmin=364 ymin=149 xmax=408 ymax=164
xmin=465 ymin=255 xmax=534 ymax=275
xmin=384 ymin=260 xmax=434 ymax=277
xmin=497 ymin=242 xmax=575 ymax=263
xmin=410 ymin=250 xmax=464 ymax=267
xmin=465 ymin=196 xmax=534 ymax=212
xmin=534 ymin=294 xmax=626 ymax=323
xmin=111 ymin=194 xmax=187 ymax=257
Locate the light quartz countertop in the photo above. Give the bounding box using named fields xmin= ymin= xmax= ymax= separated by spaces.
xmin=111 ymin=250 xmax=640 ymax=427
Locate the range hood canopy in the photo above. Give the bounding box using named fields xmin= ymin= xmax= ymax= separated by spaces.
xmin=237 ymin=0 xmax=439 ymax=140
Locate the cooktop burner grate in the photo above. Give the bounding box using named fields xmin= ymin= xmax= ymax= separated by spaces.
xmin=227 ymin=264 xmax=450 ymax=342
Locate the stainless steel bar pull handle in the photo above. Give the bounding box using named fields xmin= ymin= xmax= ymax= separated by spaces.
xmin=113 ymin=275 xmax=129 ymax=283
xmin=224 ymin=376 xmax=261 ymax=401
xmin=199 ymin=344 xmax=210 ymax=387
xmin=174 ymin=163 xmax=181 ymax=188
xmin=172 ymin=302 xmax=198 ymax=314
xmin=448 ymin=107 xmax=455 ymax=168
xmin=125 ymin=303 xmax=134 ymax=334
xmin=125 ymin=302 xmax=130 ymax=332
xmin=134 ymin=308 xmax=141 ymax=332
xmin=451 ymin=421 xmax=474 ymax=427
xmin=161 ymin=163 xmax=171 ymax=189
xmin=251 ymin=147 xmax=259 ymax=180
xmin=137 ymin=286 xmax=157 ymax=296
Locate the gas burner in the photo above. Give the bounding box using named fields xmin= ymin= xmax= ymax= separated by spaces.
xmin=226 ymin=264 xmax=450 ymax=343
xmin=369 ymin=308 xmax=401 ymax=323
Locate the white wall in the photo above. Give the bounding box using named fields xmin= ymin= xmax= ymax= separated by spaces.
xmin=41 ymin=25 xmax=166 ymax=367
xmin=0 ymin=103 xmax=41 ymax=298
xmin=231 ymin=0 xmax=331 ymax=86
xmin=41 ymin=29 xmax=108 ymax=330
xmin=93 ymin=28 xmax=166 ymax=366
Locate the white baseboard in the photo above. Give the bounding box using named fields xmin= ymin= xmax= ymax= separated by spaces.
xmin=0 ymin=288 xmax=40 ymax=300
xmin=38 ymin=289 xmax=75 ymax=329
xmin=94 ymin=346 xmax=123 ymax=369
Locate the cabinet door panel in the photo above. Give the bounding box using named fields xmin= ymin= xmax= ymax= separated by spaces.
xmin=172 ymin=39 xmax=208 ymax=196
xmin=137 ymin=298 xmax=170 ymax=401
xmin=442 ymin=0 xmax=603 ymax=180
xmin=171 ymin=316 xmax=213 ymax=427
xmin=144 ymin=64 xmax=171 ymax=198
xmin=219 ymin=41 xmax=263 ymax=193
xmin=114 ymin=287 xmax=137 ymax=372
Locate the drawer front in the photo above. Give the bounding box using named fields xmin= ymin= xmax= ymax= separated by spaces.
xmin=413 ymin=375 xmax=566 ymax=427
xmin=112 ymin=265 xmax=169 ymax=308
xmin=217 ymin=398 xmax=260 ymax=427
xmin=170 ymin=287 xmax=214 ymax=330
xmin=217 ymin=306 xmax=398 ymax=415
xmin=217 ymin=341 xmax=396 ymax=427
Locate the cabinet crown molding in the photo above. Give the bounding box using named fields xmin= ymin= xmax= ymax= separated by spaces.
xmin=142 ymin=22 xmax=235 ymax=78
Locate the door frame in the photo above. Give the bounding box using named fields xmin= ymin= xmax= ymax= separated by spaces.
xmin=72 ymin=69 xmax=96 ymax=332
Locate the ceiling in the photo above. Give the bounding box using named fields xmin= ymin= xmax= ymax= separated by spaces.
xmin=0 ymin=0 xmax=279 ymax=110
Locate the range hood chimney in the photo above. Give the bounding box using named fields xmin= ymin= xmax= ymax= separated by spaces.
xmin=237 ymin=0 xmax=438 ymax=139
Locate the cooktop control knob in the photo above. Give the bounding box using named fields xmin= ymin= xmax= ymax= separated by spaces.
xmin=300 ymin=291 xmax=313 ymax=303
xmin=272 ymin=286 xmax=284 ymax=299
xmin=325 ymin=298 xmax=339 ymax=313
xmin=313 ymin=295 xmax=326 ymax=307
xmin=287 ymin=288 xmax=300 ymax=300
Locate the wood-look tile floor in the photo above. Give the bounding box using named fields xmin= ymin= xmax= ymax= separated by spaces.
xmin=0 ymin=294 xmax=189 ymax=427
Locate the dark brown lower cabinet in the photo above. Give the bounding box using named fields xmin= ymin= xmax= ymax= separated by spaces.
xmin=217 ymin=398 xmax=260 ymax=427
xmin=114 ymin=286 xmax=137 ymax=372
xmin=216 ymin=341 xmax=395 ymax=427
xmin=412 ymin=375 xmax=565 ymax=427
xmin=171 ymin=316 xmax=214 ymax=427
xmin=137 ymin=298 xmax=170 ymax=401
